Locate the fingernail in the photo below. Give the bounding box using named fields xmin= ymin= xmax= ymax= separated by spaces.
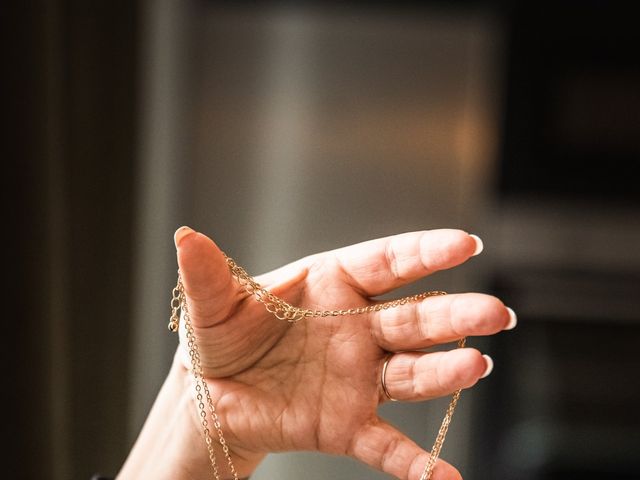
xmin=469 ymin=234 xmax=484 ymax=256
xmin=505 ymin=307 xmax=518 ymax=330
xmin=481 ymin=354 xmax=494 ymax=378
xmin=174 ymin=226 xmax=195 ymax=248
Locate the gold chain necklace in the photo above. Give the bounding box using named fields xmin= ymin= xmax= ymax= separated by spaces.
xmin=168 ymin=253 xmax=465 ymax=480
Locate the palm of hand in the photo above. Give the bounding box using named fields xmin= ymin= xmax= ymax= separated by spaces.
xmin=184 ymin=255 xmax=386 ymax=451
xmin=231 ymin=267 xmax=383 ymax=455
xmin=175 ymin=228 xmax=512 ymax=479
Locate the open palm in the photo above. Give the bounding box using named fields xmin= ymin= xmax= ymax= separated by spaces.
xmin=174 ymin=227 xmax=514 ymax=480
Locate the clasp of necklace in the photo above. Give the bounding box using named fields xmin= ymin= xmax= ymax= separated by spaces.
xmin=167 ymin=277 xmax=183 ymax=332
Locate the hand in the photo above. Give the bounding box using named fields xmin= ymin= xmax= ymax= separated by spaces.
xmin=170 ymin=227 xmax=515 ymax=479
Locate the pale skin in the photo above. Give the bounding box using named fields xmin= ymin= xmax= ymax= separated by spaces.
xmin=118 ymin=227 xmax=516 ymax=480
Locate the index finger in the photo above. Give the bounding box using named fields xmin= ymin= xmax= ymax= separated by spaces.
xmin=331 ymin=229 xmax=483 ymax=297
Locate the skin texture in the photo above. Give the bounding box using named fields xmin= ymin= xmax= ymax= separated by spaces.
xmin=118 ymin=227 xmax=515 ymax=480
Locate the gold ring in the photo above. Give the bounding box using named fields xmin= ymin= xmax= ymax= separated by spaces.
xmin=381 ymin=355 xmax=398 ymax=402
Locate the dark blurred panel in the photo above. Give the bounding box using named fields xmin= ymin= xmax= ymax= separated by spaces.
xmin=478 ymin=269 xmax=640 ymax=479
xmin=4 ymin=2 xmax=52 ymax=478
xmin=479 ymin=3 xmax=640 ymax=479
xmin=498 ymin=2 xmax=640 ymax=204
xmin=6 ymin=0 xmax=139 ymax=478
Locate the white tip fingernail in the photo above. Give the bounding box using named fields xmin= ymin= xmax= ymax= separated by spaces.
xmin=481 ymin=354 xmax=494 ymax=378
xmin=174 ymin=226 xmax=195 ymax=248
xmin=505 ymin=307 xmax=518 ymax=330
xmin=469 ymin=234 xmax=484 ymax=256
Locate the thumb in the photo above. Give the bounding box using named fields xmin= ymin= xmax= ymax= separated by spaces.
xmin=174 ymin=226 xmax=236 ymax=328
xmin=173 ymin=227 xmax=289 ymax=377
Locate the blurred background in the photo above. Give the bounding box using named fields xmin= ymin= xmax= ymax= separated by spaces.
xmin=8 ymin=0 xmax=640 ymax=479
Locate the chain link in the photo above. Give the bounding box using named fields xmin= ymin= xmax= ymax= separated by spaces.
xmin=223 ymin=253 xmax=448 ymax=322
xmin=169 ymin=252 xmax=464 ymax=480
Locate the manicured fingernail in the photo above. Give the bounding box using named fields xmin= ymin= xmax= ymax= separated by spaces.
xmin=174 ymin=226 xmax=195 ymax=248
xmin=481 ymin=354 xmax=494 ymax=378
xmin=505 ymin=307 xmax=518 ymax=330
xmin=469 ymin=234 xmax=484 ymax=256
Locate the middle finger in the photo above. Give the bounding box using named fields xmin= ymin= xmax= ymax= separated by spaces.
xmin=370 ymin=293 xmax=516 ymax=351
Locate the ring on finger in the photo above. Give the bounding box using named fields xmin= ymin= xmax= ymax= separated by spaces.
xmin=381 ymin=354 xmax=398 ymax=402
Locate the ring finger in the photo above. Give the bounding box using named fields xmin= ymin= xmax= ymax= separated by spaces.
xmin=379 ymin=349 xmax=493 ymax=403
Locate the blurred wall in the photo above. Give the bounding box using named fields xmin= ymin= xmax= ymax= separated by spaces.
xmin=127 ymin=1 xmax=640 ymax=478
xmin=148 ymin=3 xmax=502 ymax=479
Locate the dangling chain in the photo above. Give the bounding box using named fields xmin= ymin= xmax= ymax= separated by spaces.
xmin=420 ymin=337 xmax=465 ymax=480
xmin=169 ymin=277 xmax=239 ymax=480
xmin=169 ymin=253 xmax=465 ymax=480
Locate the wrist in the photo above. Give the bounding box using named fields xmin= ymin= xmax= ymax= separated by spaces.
xmin=118 ymin=351 xmax=263 ymax=479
